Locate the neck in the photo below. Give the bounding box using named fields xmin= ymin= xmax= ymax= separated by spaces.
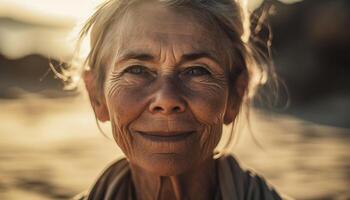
xmin=130 ymin=158 xmax=217 ymax=200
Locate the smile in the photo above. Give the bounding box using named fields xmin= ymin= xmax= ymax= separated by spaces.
xmin=135 ymin=131 xmax=195 ymax=142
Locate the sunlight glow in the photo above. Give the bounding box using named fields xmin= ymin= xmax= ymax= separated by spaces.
xmin=0 ymin=0 xmax=302 ymax=60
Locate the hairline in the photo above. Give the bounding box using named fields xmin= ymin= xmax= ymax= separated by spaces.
xmin=94 ymin=0 xmax=240 ymax=94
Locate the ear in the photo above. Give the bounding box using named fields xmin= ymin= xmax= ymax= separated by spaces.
xmin=83 ymin=71 xmax=110 ymax=122
xmin=224 ymin=70 xmax=248 ymax=125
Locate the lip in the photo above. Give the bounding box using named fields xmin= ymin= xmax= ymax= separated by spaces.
xmin=135 ymin=131 xmax=195 ymax=142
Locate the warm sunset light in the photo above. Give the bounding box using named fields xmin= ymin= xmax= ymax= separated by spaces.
xmin=0 ymin=0 xmax=349 ymax=200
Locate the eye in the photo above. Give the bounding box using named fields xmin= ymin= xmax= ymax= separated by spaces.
xmin=183 ymin=66 xmax=211 ymax=76
xmin=124 ymin=65 xmax=148 ymax=75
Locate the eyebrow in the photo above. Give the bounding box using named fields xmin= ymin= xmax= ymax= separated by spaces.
xmin=180 ymin=52 xmax=220 ymax=65
xmin=117 ymin=50 xmax=220 ymax=65
xmin=118 ymin=51 xmax=155 ymax=63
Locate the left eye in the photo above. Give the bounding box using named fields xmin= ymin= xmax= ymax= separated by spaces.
xmin=125 ymin=65 xmax=147 ymax=75
xmin=184 ymin=66 xmax=210 ymax=76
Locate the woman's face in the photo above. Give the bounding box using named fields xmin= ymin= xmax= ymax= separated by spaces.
xmin=92 ymin=2 xmax=238 ymax=175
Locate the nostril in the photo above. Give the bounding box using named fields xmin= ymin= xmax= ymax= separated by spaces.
xmin=153 ymin=106 xmax=163 ymax=113
xmin=172 ymin=106 xmax=181 ymax=113
xmin=151 ymin=105 xmax=184 ymax=114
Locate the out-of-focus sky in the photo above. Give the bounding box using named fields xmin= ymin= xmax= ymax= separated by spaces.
xmin=0 ymin=0 xmax=303 ymax=25
xmin=0 ymin=0 xmax=303 ymax=60
xmin=0 ymin=0 xmax=98 ymax=27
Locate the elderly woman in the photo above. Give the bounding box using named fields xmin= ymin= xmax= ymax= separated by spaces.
xmin=73 ymin=0 xmax=285 ymax=199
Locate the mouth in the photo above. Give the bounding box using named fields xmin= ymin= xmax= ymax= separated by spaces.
xmin=135 ymin=131 xmax=195 ymax=142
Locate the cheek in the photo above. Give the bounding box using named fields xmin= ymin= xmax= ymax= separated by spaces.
xmin=186 ymin=81 xmax=228 ymax=125
xmin=105 ymin=82 xmax=150 ymax=157
xmin=184 ymin=81 xmax=228 ymax=157
xmin=107 ymin=87 xmax=145 ymax=124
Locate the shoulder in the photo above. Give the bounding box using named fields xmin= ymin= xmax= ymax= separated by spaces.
xmin=216 ymin=153 xmax=289 ymax=200
xmin=72 ymin=157 xmax=131 ymax=200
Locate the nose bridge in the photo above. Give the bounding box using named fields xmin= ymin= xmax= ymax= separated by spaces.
xmin=149 ymin=75 xmax=186 ymax=114
xmin=159 ymin=75 xmax=176 ymax=92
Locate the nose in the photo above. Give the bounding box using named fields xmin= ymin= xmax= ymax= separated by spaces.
xmin=149 ymin=79 xmax=186 ymax=115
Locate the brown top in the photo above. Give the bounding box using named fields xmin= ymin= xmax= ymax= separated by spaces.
xmin=74 ymin=154 xmax=285 ymax=200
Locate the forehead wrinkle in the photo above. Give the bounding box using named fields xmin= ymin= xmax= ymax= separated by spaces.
xmin=108 ymin=1 xmax=232 ymax=70
xmin=116 ymin=32 xmax=226 ymax=71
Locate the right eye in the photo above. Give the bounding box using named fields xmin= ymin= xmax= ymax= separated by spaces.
xmin=183 ymin=66 xmax=211 ymax=76
xmin=124 ymin=65 xmax=147 ymax=75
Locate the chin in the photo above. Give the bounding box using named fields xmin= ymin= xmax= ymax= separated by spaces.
xmin=137 ymin=153 xmax=199 ymax=176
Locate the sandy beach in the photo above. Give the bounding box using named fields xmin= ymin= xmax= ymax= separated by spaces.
xmin=0 ymin=93 xmax=349 ymax=200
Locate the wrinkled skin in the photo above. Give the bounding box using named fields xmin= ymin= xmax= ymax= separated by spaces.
xmin=84 ymin=1 xmax=245 ymax=200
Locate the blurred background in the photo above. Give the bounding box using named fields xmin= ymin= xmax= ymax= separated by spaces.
xmin=0 ymin=0 xmax=349 ymax=199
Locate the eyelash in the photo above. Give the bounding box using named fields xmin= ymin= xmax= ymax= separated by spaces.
xmin=124 ymin=65 xmax=149 ymax=75
xmin=123 ymin=65 xmax=211 ymax=77
xmin=183 ymin=66 xmax=211 ymax=76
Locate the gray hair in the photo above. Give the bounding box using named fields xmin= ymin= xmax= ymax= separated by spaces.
xmin=66 ymin=0 xmax=274 ymax=149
